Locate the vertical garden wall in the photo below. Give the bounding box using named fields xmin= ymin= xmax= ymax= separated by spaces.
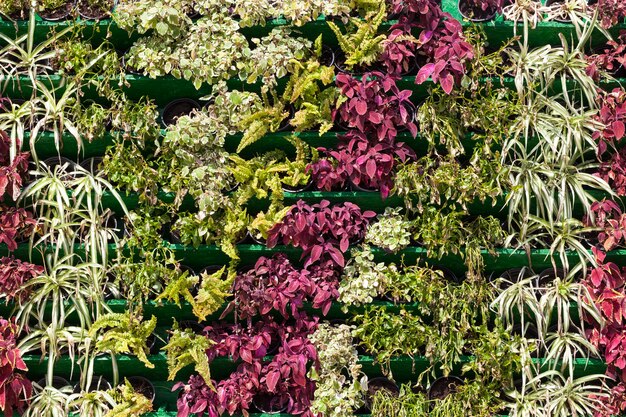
xmin=1 ymin=0 xmax=626 ymax=416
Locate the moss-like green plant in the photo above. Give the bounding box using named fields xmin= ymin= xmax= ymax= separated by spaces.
xmin=89 ymin=312 xmax=157 ymax=369
xmin=328 ymin=3 xmax=386 ymax=68
xmin=163 ymin=321 xmax=213 ymax=387
xmin=0 ymin=0 xmax=29 ymax=17
xmin=371 ymin=384 xmax=429 ymax=417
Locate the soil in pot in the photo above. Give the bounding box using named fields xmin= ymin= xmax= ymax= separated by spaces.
xmin=428 ymin=376 xmax=463 ymax=401
xmin=319 ymin=45 xmax=335 ymax=67
xmin=161 ymin=99 xmax=200 ymax=127
xmin=349 ymin=179 xmax=380 ymax=193
xmin=496 ymin=267 xmax=534 ymax=289
xmin=364 ymin=377 xmax=400 ymax=411
xmin=252 ymin=392 xmax=288 ymax=414
xmin=536 ymin=267 xmax=565 ymax=292
xmin=458 ymin=0 xmax=498 ymax=22
xmin=178 ymin=320 xmax=205 ymax=335
xmin=78 ymin=0 xmax=114 ymax=20
xmin=38 ymin=0 xmax=76 ymax=21
xmin=127 ymin=376 xmax=156 ymax=401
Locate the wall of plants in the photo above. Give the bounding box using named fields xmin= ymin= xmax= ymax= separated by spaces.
xmin=0 ymin=0 xmax=626 ymax=416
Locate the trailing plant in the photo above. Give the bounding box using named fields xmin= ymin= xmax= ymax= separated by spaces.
xmin=365 ymin=207 xmax=412 ymax=253
xmin=308 ymin=323 xmax=367 ymax=417
xmin=338 ymin=245 xmax=395 ymax=307
xmin=240 ymin=27 xmax=312 ymax=86
xmin=89 ymin=312 xmax=157 ymax=369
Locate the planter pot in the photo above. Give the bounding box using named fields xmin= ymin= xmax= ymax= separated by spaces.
xmin=365 ymin=377 xmax=400 ymax=411
xmin=428 ymin=376 xmax=463 ymax=401
xmin=78 ymin=0 xmax=115 ymax=20
xmin=127 ymin=376 xmax=156 ymax=401
xmin=74 ymin=376 xmax=111 ymax=393
xmin=281 ymin=178 xmax=312 ymax=193
xmin=333 ymin=49 xmax=381 ymax=76
xmin=396 ymin=101 xmax=417 ymax=132
xmin=178 ymin=320 xmax=204 ymax=334
xmin=252 ymin=392 xmax=288 ymax=414
xmin=349 ymin=180 xmax=380 ymax=193
xmin=38 ymin=0 xmax=76 ymax=21
xmin=79 ymin=156 xmax=104 ymax=176
xmin=277 ymin=104 xmax=295 ymax=132
xmin=458 ymin=0 xmax=498 ymax=22
xmin=161 ymin=99 xmax=200 ymax=127
xmin=432 ymin=264 xmax=460 ymax=284
xmin=36 ymin=376 xmax=70 ymax=390
xmin=544 ymin=0 xmax=571 ymax=23
xmin=536 ymin=267 xmax=565 ymax=290
xmin=121 ymin=52 xmax=143 ymax=76
xmin=497 ymin=267 xmax=534 ymax=287
xmin=319 ymin=45 xmax=335 ymax=68
xmin=512 ymin=322 xmax=539 ymax=339
xmin=248 ymin=232 xmax=267 ymax=246
xmin=43 ymin=156 xmax=77 ymax=175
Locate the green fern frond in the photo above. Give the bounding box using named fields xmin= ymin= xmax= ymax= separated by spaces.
xmin=163 ymin=321 xmax=213 ymax=388
xmin=155 ymin=270 xmax=198 ymax=308
xmin=193 ymin=267 xmax=232 ymax=322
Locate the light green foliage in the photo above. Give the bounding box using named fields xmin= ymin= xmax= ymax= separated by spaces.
xmin=394 ymin=155 xmax=505 ymax=212
xmin=156 ymin=267 xmax=232 ymax=322
xmin=339 ymin=246 xmax=396 ymax=307
xmin=309 ymin=324 xmax=367 ymax=417
xmin=353 ymin=272 xmax=494 ymax=379
xmin=281 ymin=0 xmax=353 ymax=26
xmin=0 ymin=0 xmax=29 ymax=16
xmin=159 ymin=111 xmax=232 ymax=214
xmin=371 ymin=384 xmax=429 ymax=417
xmin=241 ymin=27 xmax=312 ymax=86
xmin=237 ymin=89 xmax=289 ymax=153
xmin=38 ymin=0 xmax=66 ymax=11
xmin=366 ymin=208 xmax=412 ymax=253
xmin=328 ymin=3 xmax=386 ymax=67
xmin=163 ymin=322 xmax=213 ymax=387
xmin=89 ymin=313 xmax=157 ymax=369
xmin=113 ymin=0 xmax=191 ymax=37
xmin=173 ymin=14 xmax=249 ymax=89
xmin=285 ymin=36 xmax=338 ymax=134
xmin=105 ymin=380 xmax=153 ymax=417
xmin=125 ymin=38 xmax=176 ymax=79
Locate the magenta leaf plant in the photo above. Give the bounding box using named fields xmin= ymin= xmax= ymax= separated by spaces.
xmin=0 ymin=318 xmax=31 ymax=417
xmin=267 ymin=200 xmax=376 ymax=268
xmin=0 ymin=257 xmax=43 ymax=302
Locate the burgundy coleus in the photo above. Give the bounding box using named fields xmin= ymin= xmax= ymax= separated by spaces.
xmin=335 ymin=72 xmax=417 ymax=140
xmin=593 ymin=88 xmax=626 ymax=155
xmin=0 ymin=257 xmax=43 ymax=302
xmin=0 ymin=318 xmax=31 ymax=417
xmin=267 ymin=200 xmax=376 ymax=268
xmin=217 ymin=363 xmax=260 ymax=416
xmin=0 ymin=130 xmax=30 ymax=203
xmin=416 ymin=18 xmax=474 ymax=94
xmin=173 ymin=375 xmax=220 ymax=417
xmin=597 ymin=146 xmax=626 ymax=195
xmin=0 ymin=207 xmax=36 ymax=252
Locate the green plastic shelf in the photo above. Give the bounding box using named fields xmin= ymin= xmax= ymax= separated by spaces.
xmin=3 ymin=74 xmax=624 ymax=107
xmin=3 ymin=243 xmax=626 ymax=278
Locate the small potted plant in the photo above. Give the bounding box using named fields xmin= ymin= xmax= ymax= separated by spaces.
xmin=37 ymin=0 xmax=76 ymax=20
xmin=428 ymin=376 xmax=464 ymax=401
xmin=77 ymin=0 xmax=115 ymax=20
xmin=0 ymin=0 xmax=30 ymax=19
xmin=458 ymin=0 xmax=503 ymax=21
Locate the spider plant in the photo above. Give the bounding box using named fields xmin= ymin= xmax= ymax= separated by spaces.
xmin=520 ymin=217 xmax=600 ymax=274
xmin=67 ymin=389 xmax=116 ymax=417
xmin=23 ymin=385 xmax=71 ymax=417
xmin=0 ymin=99 xmax=35 ymax=165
